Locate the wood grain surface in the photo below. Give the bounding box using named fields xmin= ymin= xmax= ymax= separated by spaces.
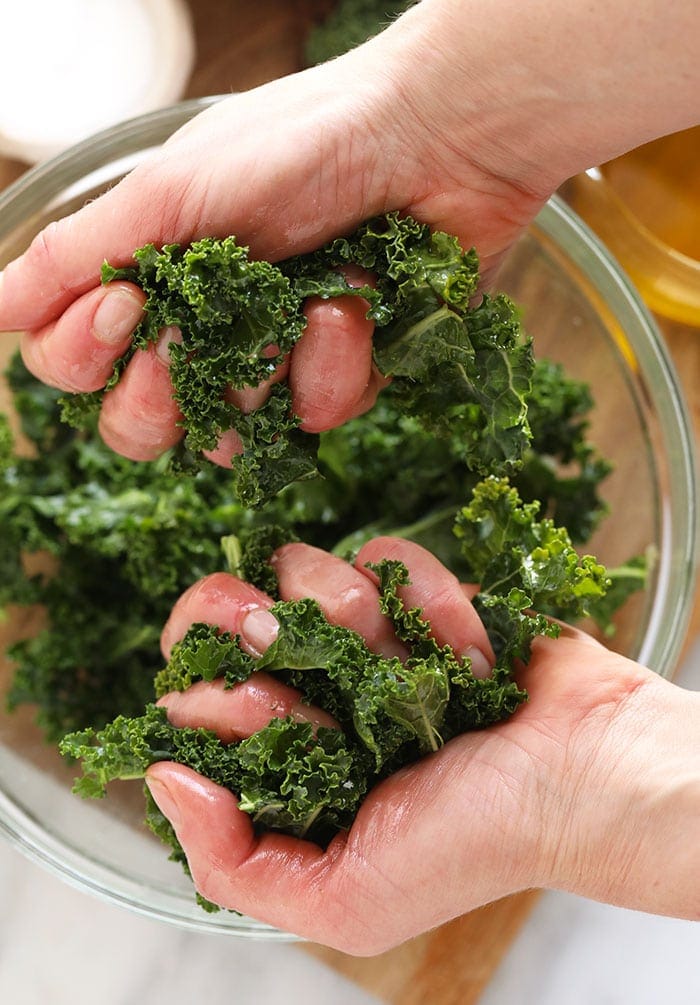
xmin=1 ymin=4 xmax=698 ymax=1003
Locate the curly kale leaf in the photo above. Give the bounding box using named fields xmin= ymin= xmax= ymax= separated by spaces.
xmin=60 ymin=705 xmax=366 ymax=845
xmin=228 ymin=386 xmax=319 ymax=509
xmin=291 ymin=211 xmax=480 ymax=318
xmin=101 ymin=237 xmax=306 ymax=456
xmin=62 ymin=214 xmax=532 ymax=506
xmin=59 ymin=705 xmax=180 ymax=797
xmin=454 ymin=477 xmax=611 ymax=664
xmin=61 ymin=553 xmax=532 ymax=849
xmin=258 ymin=592 xmax=451 ymax=766
xmin=376 ymin=293 xmax=533 ymax=475
xmin=233 ymin=718 xmax=366 ymax=840
xmin=153 ymin=623 xmax=255 ymax=699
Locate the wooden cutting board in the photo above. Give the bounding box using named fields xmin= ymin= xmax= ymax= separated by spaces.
xmin=2 ymin=4 xmax=699 ymax=1003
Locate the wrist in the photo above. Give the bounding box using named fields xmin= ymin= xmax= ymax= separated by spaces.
xmin=548 ymin=668 xmax=700 ymax=919
xmin=372 ymin=0 xmax=700 ymax=193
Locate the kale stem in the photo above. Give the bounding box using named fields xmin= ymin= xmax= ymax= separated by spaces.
xmin=382 ymin=504 xmax=458 ymax=542
xmin=299 ymin=803 xmax=324 ymax=839
xmin=386 ymin=305 xmax=457 ymax=350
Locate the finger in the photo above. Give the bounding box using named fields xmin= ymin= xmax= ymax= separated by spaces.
xmin=145 ymin=762 xmax=354 ymax=942
xmin=226 ymin=349 xmax=290 ymax=413
xmin=158 ymin=673 xmax=339 ymax=742
xmin=271 ymin=542 xmax=406 ymax=659
xmin=97 ymin=328 xmax=184 ymax=461
xmin=143 ymin=761 xmax=412 ymax=951
xmin=201 ymin=429 xmax=244 ymax=469
xmin=161 ymin=572 xmax=277 ymax=660
xmin=355 ymin=537 xmax=495 ymax=676
xmin=290 ymin=267 xmax=389 ymax=433
xmin=201 ymin=354 xmax=290 ymax=468
xmin=19 ymin=282 xmax=146 ymax=393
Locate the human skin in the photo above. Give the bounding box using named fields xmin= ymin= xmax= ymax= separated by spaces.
xmin=145 ymin=537 xmax=700 ymax=955
xmin=0 ymin=0 xmax=698 ymax=461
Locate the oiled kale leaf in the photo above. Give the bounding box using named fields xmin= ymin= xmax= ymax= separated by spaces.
xmin=60 ymin=483 xmax=609 ymax=889
xmin=62 ymin=213 xmax=533 ymax=506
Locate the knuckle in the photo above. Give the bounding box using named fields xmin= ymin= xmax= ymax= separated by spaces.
xmin=27 ymin=222 xmax=70 ymax=293
xmin=125 ymin=157 xmax=213 ymax=245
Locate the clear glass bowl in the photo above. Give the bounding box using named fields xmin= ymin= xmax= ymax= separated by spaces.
xmin=0 ymin=100 xmax=697 ymax=936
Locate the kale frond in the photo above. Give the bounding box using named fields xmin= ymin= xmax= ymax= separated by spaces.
xmin=60 ymin=482 xmax=619 ymax=903
xmin=63 ymin=214 xmax=533 ymax=507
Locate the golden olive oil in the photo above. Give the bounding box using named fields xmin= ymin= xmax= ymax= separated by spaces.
xmin=600 ymin=126 xmax=700 ymax=261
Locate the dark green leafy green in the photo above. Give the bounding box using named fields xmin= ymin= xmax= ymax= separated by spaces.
xmin=60 ymin=706 xmax=365 ymax=845
xmin=454 ymin=476 xmax=610 ymax=667
xmin=0 ymin=211 xmax=651 ymax=912
xmin=62 ymin=213 xmax=532 ymax=505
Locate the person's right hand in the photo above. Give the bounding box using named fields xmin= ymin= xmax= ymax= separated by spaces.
xmin=144 ymin=535 xmax=700 ymax=953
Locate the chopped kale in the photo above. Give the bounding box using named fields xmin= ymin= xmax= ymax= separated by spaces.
xmin=0 ymin=211 xmax=651 ymax=912
xmin=63 ymin=214 xmax=533 ymax=505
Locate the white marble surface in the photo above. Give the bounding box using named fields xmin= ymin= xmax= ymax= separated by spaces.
xmin=1 ymin=643 xmax=698 ymax=1005
xmin=0 ymin=841 xmax=381 ymax=1005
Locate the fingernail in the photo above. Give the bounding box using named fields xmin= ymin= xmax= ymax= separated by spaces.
xmin=290 ymin=699 xmax=338 ymax=732
xmin=228 ymin=383 xmax=269 ymax=414
xmin=93 ymin=288 xmax=144 ymax=346
xmin=146 ymin=776 xmax=182 ymax=828
xmin=241 ymin=608 xmax=279 ymax=656
xmin=464 ymin=645 xmax=492 ymax=679
xmin=155 ymin=325 xmax=183 ymax=365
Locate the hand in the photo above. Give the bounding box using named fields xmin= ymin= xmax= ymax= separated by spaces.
xmin=0 ymin=4 xmax=553 ymax=465
xmin=144 ymin=536 xmax=700 ymax=954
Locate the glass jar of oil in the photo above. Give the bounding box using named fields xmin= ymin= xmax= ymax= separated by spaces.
xmin=564 ymin=126 xmax=700 ymax=327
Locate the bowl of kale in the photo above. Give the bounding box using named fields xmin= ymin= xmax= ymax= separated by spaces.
xmin=0 ymin=99 xmax=696 ymax=935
